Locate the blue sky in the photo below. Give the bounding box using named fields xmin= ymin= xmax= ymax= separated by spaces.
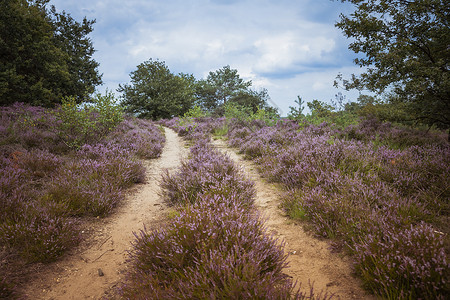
xmin=49 ymin=0 xmax=365 ymax=115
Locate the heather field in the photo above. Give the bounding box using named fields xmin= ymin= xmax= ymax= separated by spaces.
xmin=120 ymin=125 xmax=332 ymax=299
xmin=1 ymin=103 xmax=449 ymax=299
xmin=0 ymin=102 xmax=165 ymax=298
xmin=159 ymin=116 xmax=449 ymax=299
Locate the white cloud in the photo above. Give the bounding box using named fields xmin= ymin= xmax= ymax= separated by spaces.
xmin=49 ymin=0 xmax=361 ymax=114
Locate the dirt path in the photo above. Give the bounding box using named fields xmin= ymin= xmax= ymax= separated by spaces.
xmin=212 ymin=138 xmax=377 ymax=300
xmin=24 ymin=128 xmax=187 ymax=300
xmin=24 ymin=130 xmax=375 ymax=299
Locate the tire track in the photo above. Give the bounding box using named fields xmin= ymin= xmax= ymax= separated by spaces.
xmin=24 ymin=128 xmax=187 ymax=300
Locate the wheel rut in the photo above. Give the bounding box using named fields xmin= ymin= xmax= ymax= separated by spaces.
xmin=24 ymin=128 xmax=187 ymax=300
xmin=212 ymin=138 xmax=376 ymax=300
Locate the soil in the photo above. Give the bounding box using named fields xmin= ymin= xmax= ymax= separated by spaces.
xmin=23 ymin=129 xmax=376 ymax=299
xmin=212 ymin=138 xmax=377 ymax=300
xmin=23 ymin=128 xmax=188 ymax=299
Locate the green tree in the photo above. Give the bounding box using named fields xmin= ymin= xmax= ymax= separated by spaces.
xmin=230 ymin=88 xmax=271 ymax=114
xmin=307 ymin=99 xmax=334 ymax=118
xmin=288 ymin=96 xmax=305 ymax=120
xmin=196 ymin=65 xmax=252 ymax=114
xmin=50 ymin=6 xmax=102 ymax=102
xmin=0 ymin=0 xmax=102 ymax=107
xmin=0 ymin=0 xmax=69 ymax=107
xmin=118 ymin=59 xmax=196 ymax=119
xmin=196 ymin=65 xmax=275 ymax=116
xmin=335 ymin=0 xmax=450 ymax=132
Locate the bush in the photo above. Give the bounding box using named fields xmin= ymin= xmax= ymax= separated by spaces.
xmin=160 ymin=140 xmax=255 ymax=208
xmin=53 ymin=92 xmax=123 ymax=150
xmin=0 ymin=103 xmax=165 ymax=297
xmin=121 ymin=195 xmax=296 ymax=299
xmin=224 ymin=117 xmax=449 ymax=299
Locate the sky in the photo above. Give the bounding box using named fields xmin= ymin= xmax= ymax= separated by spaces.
xmin=49 ymin=0 xmax=366 ymax=116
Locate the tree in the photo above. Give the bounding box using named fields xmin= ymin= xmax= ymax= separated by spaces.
xmin=230 ymin=88 xmax=271 ymax=114
xmin=196 ymin=65 xmax=275 ymax=116
xmin=307 ymin=99 xmax=334 ymax=118
xmin=0 ymin=0 xmax=102 ymax=107
xmin=288 ymin=96 xmax=305 ymax=120
xmin=49 ymin=6 xmax=102 ymax=102
xmin=118 ymin=59 xmax=196 ymax=119
xmin=335 ymin=0 xmax=449 ymax=132
xmin=196 ymin=65 xmax=252 ymax=114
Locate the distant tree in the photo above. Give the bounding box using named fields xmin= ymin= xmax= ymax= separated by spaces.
xmin=196 ymin=65 xmax=275 ymax=116
xmin=118 ymin=59 xmax=196 ymax=119
xmin=288 ymin=96 xmax=305 ymax=120
xmin=0 ymin=0 xmax=102 ymax=107
xmin=307 ymin=99 xmax=334 ymax=118
xmin=196 ymin=65 xmax=252 ymax=114
xmin=230 ymin=88 xmax=271 ymax=114
xmin=335 ymin=0 xmax=450 ymax=132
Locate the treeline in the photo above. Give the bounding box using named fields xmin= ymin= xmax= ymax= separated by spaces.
xmin=1 ymin=0 xmax=449 ymax=135
xmin=118 ymin=61 xmax=278 ymax=120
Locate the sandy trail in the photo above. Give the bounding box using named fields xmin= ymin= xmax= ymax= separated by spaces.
xmin=24 ymin=128 xmax=187 ymax=300
xmin=24 ymin=129 xmax=375 ymax=299
xmin=212 ymin=138 xmax=376 ymax=300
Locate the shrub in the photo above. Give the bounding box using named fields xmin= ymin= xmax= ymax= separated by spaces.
xmin=224 ymin=117 xmax=449 ymax=299
xmin=121 ymin=195 xmax=297 ymax=299
xmin=354 ymin=222 xmax=449 ymax=299
xmin=161 ymin=141 xmax=255 ymax=208
xmin=52 ymin=92 xmax=124 ymax=150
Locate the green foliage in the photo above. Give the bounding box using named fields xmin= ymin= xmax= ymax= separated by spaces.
xmin=0 ymin=0 xmax=102 ymax=107
xmin=196 ymin=65 xmax=252 ymax=113
xmin=288 ymin=96 xmax=305 ymax=121
xmin=231 ymin=88 xmax=271 ymax=114
xmin=223 ymin=102 xmax=279 ymax=126
xmin=183 ymin=105 xmax=209 ymax=119
xmin=335 ymin=0 xmax=450 ymax=131
xmin=196 ymin=65 xmax=275 ymax=116
xmin=53 ymin=92 xmax=123 ymax=149
xmin=118 ymin=59 xmax=196 ymax=119
xmin=253 ymin=107 xmax=280 ymax=126
xmin=307 ymin=99 xmax=334 ymax=118
xmin=223 ymin=102 xmax=253 ymax=122
xmin=53 ymin=97 xmax=93 ymax=149
xmin=49 ymin=5 xmax=102 ymax=102
xmin=90 ymin=90 xmax=124 ymax=132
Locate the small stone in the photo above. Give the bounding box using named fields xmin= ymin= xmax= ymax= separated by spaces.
xmin=98 ymin=268 xmax=104 ymax=276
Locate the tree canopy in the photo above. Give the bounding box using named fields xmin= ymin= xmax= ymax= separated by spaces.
xmin=118 ymin=59 xmax=196 ymax=119
xmin=196 ymin=65 xmax=274 ymax=116
xmin=335 ymin=0 xmax=449 ymax=130
xmin=0 ymin=0 xmax=102 ymax=107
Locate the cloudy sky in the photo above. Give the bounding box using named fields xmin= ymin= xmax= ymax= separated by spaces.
xmin=49 ymin=0 xmax=365 ymax=115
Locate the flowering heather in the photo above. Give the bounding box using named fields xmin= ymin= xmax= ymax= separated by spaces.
xmin=123 ymin=125 xmax=331 ymax=299
xmin=106 ymin=117 xmax=165 ymax=159
xmin=161 ymin=140 xmax=255 ymax=208
xmin=354 ymin=222 xmax=448 ymax=299
xmin=121 ymin=195 xmax=297 ymax=299
xmin=159 ymin=116 xmax=227 ymax=142
xmin=225 ymin=118 xmax=449 ymax=299
xmin=0 ymin=103 xmax=165 ymax=297
xmin=339 ymin=117 xmax=448 ymax=149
